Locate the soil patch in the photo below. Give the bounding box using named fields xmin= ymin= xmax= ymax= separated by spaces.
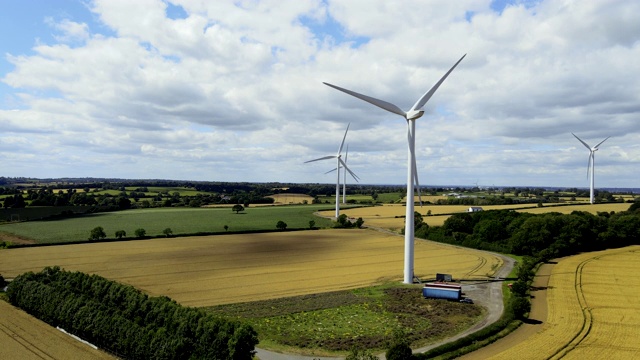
xmin=0 ymin=232 xmax=35 ymax=245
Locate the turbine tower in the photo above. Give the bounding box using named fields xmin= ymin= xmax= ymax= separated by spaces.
xmin=325 ymin=144 xmax=351 ymax=204
xmin=324 ymin=54 xmax=466 ymax=284
xmin=305 ymin=123 xmax=359 ymax=217
xmin=572 ymin=133 xmax=609 ymax=204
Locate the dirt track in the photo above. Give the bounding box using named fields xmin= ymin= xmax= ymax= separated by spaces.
xmin=458 ymin=263 xmax=553 ymax=359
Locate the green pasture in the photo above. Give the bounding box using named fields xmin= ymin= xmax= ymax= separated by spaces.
xmin=0 ymin=205 xmax=336 ymax=244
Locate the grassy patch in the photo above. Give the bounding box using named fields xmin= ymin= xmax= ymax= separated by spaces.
xmin=0 ymin=205 xmax=335 ymax=244
xmin=207 ymin=284 xmax=484 ymax=355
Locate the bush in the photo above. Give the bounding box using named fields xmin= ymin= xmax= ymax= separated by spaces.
xmin=386 ymin=343 xmax=413 ymax=360
xmin=511 ymin=296 xmax=531 ymax=319
xmin=162 ymin=228 xmax=173 ymax=237
xmin=134 ymin=228 xmax=146 ymax=238
xmin=115 ymin=230 xmax=126 ymax=239
xmin=510 ymin=280 xmax=528 ymax=297
xmin=346 ymin=348 xmax=379 ymax=360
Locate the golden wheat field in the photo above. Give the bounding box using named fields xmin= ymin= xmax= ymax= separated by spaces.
xmin=266 ymin=193 xmax=314 ymax=204
xmin=320 ymin=203 xmax=634 ymax=231
xmin=489 ymin=246 xmax=640 ymax=359
xmin=0 ymin=229 xmax=501 ymax=307
xmin=517 ymin=202 xmax=631 ymax=215
xmin=0 ymin=301 xmax=115 ymax=360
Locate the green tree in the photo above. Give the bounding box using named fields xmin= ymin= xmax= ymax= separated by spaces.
xmin=337 ymin=214 xmax=350 ymax=227
xmin=0 ymin=274 xmax=5 ymax=288
xmin=89 ymin=226 xmax=106 ymax=241
xmin=162 ymin=228 xmax=173 ymax=237
xmin=115 ymin=230 xmax=126 ymax=239
xmin=355 ymin=217 xmax=364 ymax=228
xmin=386 ymin=343 xmax=413 ymax=360
xmin=224 ymin=225 xmax=229 ymax=232
xmin=511 ymin=296 xmax=531 ymax=319
xmin=308 ymin=220 xmax=315 ymax=229
xmin=232 ymin=204 xmax=244 ymax=214
xmin=134 ymin=228 xmax=146 ymax=238
xmin=276 ymin=221 xmax=287 ymax=230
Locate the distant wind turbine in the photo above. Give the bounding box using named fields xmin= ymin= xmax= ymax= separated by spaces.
xmin=305 ymin=124 xmax=359 ymax=217
xmin=324 ymin=54 xmax=466 ymax=284
xmin=325 ymin=144 xmax=355 ymax=204
xmin=572 ymin=133 xmax=610 ymax=204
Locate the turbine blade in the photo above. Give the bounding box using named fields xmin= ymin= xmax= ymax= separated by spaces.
xmin=413 ymin=156 xmax=423 ymax=207
xmin=338 ymin=123 xmax=350 ymax=155
xmin=410 ymin=54 xmax=467 ymax=111
xmin=323 ymin=82 xmax=406 ymax=117
xmin=594 ymin=136 xmax=610 ymax=149
xmin=345 ymin=144 xmax=349 ymax=163
xmin=325 ymin=168 xmax=337 ymax=174
xmin=339 ymin=158 xmax=360 ymax=182
xmin=304 ymin=155 xmax=336 ymax=163
xmin=587 ymin=153 xmax=592 ymax=179
xmin=405 ymin=123 xmax=423 ymax=206
xmin=572 ymin=133 xmax=592 ymax=150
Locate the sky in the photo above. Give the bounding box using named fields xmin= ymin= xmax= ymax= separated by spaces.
xmin=1 ymin=0 xmax=639 ymax=189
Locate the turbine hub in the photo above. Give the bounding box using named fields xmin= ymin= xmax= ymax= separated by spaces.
xmin=405 ymin=109 xmax=424 ymax=120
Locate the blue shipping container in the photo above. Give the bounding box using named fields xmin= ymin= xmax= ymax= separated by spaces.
xmin=422 ymin=286 xmax=461 ymax=301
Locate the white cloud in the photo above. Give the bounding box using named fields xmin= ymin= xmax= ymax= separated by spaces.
xmin=0 ymin=0 xmax=639 ymax=188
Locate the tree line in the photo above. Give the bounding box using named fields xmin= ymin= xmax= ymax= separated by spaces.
xmin=416 ymin=202 xmax=640 ymax=261
xmin=7 ymin=266 xmax=258 ymax=360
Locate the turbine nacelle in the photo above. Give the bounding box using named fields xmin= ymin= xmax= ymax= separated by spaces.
xmin=405 ymin=109 xmax=424 ymax=120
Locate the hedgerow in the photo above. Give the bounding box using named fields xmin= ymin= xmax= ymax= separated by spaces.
xmin=7 ymin=266 xmax=258 ymax=359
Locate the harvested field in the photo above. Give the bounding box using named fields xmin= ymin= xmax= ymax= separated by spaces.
xmin=489 ymin=246 xmax=640 ymax=359
xmin=0 ymin=301 xmax=114 ymax=360
xmin=267 ymin=193 xmax=314 ymax=204
xmin=0 ymin=229 xmax=501 ymax=307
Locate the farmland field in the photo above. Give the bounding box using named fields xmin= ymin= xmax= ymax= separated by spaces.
xmin=489 ymin=245 xmax=640 ymax=359
xmin=0 ymin=301 xmax=115 ymax=360
xmin=324 ymin=203 xmax=634 ymax=231
xmin=0 ymin=205 xmax=335 ymax=244
xmin=0 ymin=229 xmax=502 ymax=307
xmin=267 ymin=193 xmax=314 ymax=204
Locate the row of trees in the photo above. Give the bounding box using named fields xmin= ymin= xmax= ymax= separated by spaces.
xmin=7 ymin=266 xmax=258 ymax=359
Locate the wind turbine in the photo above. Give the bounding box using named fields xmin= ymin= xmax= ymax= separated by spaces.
xmin=572 ymin=133 xmax=610 ymax=204
xmin=324 ymin=54 xmax=466 ymax=284
xmin=305 ymin=124 xmax=359 ymax=217
xmin=325 ymin=144 xmax=355 ymax=204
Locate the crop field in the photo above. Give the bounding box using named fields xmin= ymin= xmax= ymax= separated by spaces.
xmin=0 ymin=229 xmax=502 ymax=307
xmin=0 ymin=301 xmax=115 ymax=360
xmin=0 ymin=205 xmax=335 ymax=244
xmin=322 ymin=203 xmax=635 ymax=231
xmin=516 ymin=202 xmax=631 ymax=215
xmin=267 ymin=193 xmax=314 ymax=204
xmin=490 ymin=246 xmax=640 ymax=359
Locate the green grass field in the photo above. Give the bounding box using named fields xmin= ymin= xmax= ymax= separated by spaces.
xmin=0 ymin=205 xmax=336 ymax=244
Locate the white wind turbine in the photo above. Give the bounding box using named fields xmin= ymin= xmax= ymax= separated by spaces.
xmin=305 ymin=124 xmax=359 ymax=217
xmin=324 ymin=54 xmax=466 ymax=284
xmin=325 ymin=144 xmax=353 ymax=204
xmin=572 ymin=133 xmax=610 ymax=204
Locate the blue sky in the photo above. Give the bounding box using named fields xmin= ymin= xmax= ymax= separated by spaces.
xmin=1 ymin=0 xmax=639 ymax=189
